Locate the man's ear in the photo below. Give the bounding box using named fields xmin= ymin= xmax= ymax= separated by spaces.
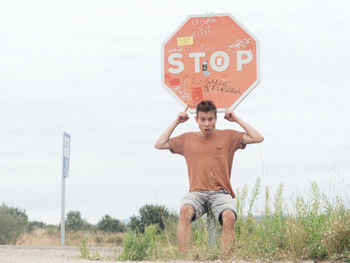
xmin=195 ymin=115 xmax=199 ymax=123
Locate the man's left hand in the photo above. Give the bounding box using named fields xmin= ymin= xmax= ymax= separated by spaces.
xmin=224 ymin=108 xmax=239 ymax=122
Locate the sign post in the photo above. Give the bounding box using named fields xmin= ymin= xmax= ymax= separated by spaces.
xmin=61 ymin=132 xmax=71 ymax=247
xmin=162 ymin=13 xmax=260 ymax=246
xmin=162 ymin=13 xmax=260 ymax=113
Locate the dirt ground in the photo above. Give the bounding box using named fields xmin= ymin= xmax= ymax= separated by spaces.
xmin=0 ymin=245 xmax=338 ymax=263
xmin=0 ymin=245 xmax=116 ymax=263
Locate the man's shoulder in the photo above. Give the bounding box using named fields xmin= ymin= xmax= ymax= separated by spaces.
xmin=178 ymin=131 xmax=197 ymax=137
xmin=217 ymin=129 xmax=244 ymax=139
xmin=171 ymin=131 xmax=197 ymax=140
xmin=218 ymin=129 xmax=241 ymax=134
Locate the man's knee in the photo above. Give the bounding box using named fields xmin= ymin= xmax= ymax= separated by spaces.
xmin=179 ymin=204 xmax=194 ymax=223
xmin=221 ymin=210 xmax=236 ymax=227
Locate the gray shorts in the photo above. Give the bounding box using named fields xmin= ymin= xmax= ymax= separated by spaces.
xmin=181 ymin=189 xmax=237 ymax=225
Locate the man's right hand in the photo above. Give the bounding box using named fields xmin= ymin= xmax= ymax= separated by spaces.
xmin=176 ymin=105 xmax=190 ymax=124
xmin=154 ymin=105 xmax=190 ymax=150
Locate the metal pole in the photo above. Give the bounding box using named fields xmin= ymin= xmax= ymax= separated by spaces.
xmin=60 ymin=132 xmax=70 ymax=247
xmin=207 ymin=209 xmax=217 ymax=247
xmin=60 ymin=175 xmax=65 ymax=247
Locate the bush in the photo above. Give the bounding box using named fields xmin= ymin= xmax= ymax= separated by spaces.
xmin=120 ymin=224 xmax=158 ymax=260
xmin=65 ymin=210 xmax=92 ymax=231
xmin=0 ymin=204 xmax=28 ymax=244
xmin=26 ymin=220 xmax=46 ymax=232
xmin=79 ymin=238 xmax=90 ymax=258
xmin=128 ymin=204 xmax=170 ymax=233
xmin=97 ymin=215 xmax=126 ymax=233
xmin=127 ymin=216 xmax=142 ymax=233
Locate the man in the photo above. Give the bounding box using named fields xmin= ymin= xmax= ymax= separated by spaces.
xmin=154 ymin=100 xmax=264 ymax=253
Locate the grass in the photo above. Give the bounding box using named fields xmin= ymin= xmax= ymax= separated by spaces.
xmin=17 ymin=228 xmax=124 ymax=247
xmin=115 ymin=179 xmax=349 ymax=261
xmin=16 ymin=178 xmax=350 ymax=261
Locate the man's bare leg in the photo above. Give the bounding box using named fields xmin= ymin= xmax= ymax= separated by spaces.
xmin=177 ymin=204 xmax=194 ymax=253
xmin=220 ymin=210 xmax=236 ymax=254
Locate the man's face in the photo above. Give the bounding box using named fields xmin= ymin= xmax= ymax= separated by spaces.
xmin=195 ymin=111 xmax=217 ymax=136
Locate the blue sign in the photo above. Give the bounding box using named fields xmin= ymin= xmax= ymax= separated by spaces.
xmin=62 ymin=132 xmax=71 ymax=177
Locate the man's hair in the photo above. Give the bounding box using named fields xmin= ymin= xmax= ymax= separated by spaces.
xmin=196 ymin=100 xmax=217 ymax=116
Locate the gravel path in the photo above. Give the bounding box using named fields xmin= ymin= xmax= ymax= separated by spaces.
xmin=0 ymin=246 xmax=331 ymax=263
xmin=0 ymin=245 xmax=118 ymax=263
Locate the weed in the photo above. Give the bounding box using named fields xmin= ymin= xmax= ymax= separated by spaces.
xmin=79 ymin=238 xmax=90 ymax=259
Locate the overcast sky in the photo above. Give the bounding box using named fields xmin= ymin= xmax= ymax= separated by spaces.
xmin=1 ymin=0 xmax=349 ymax=224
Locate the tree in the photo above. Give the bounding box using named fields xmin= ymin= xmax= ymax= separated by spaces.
xmin=97 ymin=215 xmax=126 ymax=233
xmin=26 ymin=220 xmax=46 ymax=232
xmin=128 ymin=215 xmax=142 ymax=233
xmin=128 ymin=204 xmax=170 ymax=233
xmin=0 ymin=204 xmax=28 ymax=244
xmin=65 ymin=210 xmax=91 ymax=231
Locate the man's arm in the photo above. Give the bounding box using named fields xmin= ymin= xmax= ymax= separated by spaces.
xmin=154 ymin=106 xmax=189 ymax=150
xmin=224 ymin=108 xmax=264 ymax=145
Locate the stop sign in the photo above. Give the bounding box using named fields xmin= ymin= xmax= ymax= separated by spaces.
xmin=162 ymin=13 xmax=260 ymax=113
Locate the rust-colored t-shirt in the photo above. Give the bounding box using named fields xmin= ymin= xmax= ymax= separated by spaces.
xmin=168 ymin=129 xmax=245 ymax=198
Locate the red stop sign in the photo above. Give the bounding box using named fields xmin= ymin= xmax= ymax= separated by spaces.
xmin=162 ymin=13 xmax=260 ymax=113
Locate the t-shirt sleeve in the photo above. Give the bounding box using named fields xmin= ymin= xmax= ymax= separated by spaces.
xmin=231 ymin=130 xmax=246 ymax=150
xmin=168 ymin=133 xmax=187 ymax=155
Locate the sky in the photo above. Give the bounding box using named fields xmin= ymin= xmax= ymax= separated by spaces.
xmin=1 ymin=0 xmax=349 ymax=225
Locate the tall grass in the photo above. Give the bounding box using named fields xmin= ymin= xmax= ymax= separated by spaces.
xmin=233 ymin=180 xmax=349 ymax=261
xmin=17 ymin=228 xmax=124 ymax=247
xmin=21 ymin=178 xmax=348 ymax=261
xmin=117 ymin=178 xmax=349 ymax=261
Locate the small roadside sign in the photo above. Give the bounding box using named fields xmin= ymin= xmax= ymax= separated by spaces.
xmin=62 ymin=132 xmax=71 ymax=177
